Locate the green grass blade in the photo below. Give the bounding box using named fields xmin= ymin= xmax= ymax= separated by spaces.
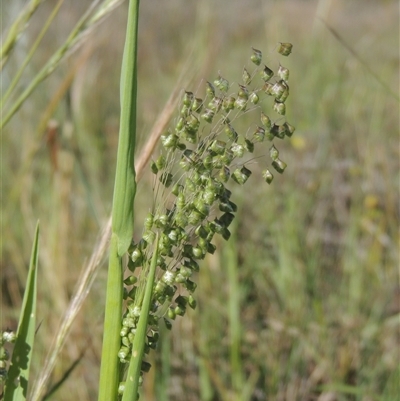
xmin=1 ymin=0 xmax=65 ymax=109
xmin=0 ymin=0 xmax=44 ymax=69
xmin=111 ymin=0 xmax=140 ymax=257
xmin=98 ymin=235 xmax=124 ymax=401
xmin=0 ymin=1 xmax=98 ymax=130
xmin=122 ymin=235 xmax=159 ymax=401
xmin=4 ymin=222 xmax=39 ymax=401
xmin=98 ymin=0 xmax=140 ymax=399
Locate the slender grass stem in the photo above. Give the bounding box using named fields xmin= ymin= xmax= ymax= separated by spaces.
xmin=122 ymin=235 xmax=159 ymax=401
xmin=98 ymin=0 xmax=140 ymax=399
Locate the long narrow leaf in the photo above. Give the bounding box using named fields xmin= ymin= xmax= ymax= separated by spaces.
xmin=111 ymin=0 xmax=140 ymax=257
xmin=98 ymin=0 xmax=140 ymax=399
xmin=97 ymin=236 xmax=124 ymax=401
xmin=4 ymin=222 xmax=39 ymax=401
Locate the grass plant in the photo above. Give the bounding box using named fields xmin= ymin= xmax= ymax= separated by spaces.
xmin=1 ymin=1 xmax=399 ymax=400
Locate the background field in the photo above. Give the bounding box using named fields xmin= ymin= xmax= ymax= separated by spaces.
xmin=1 ymin=0 xmax=399 ymax=400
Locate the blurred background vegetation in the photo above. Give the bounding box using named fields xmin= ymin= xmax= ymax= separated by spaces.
xmin=1 ymin=0 xmax=399 ymax=400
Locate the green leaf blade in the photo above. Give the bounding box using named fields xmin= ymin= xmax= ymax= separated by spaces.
xmin=4 ymin=222 xmax=39 ymax=401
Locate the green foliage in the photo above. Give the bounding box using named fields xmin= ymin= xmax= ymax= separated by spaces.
xmin=3 ymin=223 xmax=39 ymax=401
xmin=117 ymin=44 xmax=295 ymax=395
xmin=1 ymin=1 xmax=398 ymax=401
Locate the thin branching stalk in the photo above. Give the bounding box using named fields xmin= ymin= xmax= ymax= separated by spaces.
xmin=29 ymin=66 xmax=194 ymax=401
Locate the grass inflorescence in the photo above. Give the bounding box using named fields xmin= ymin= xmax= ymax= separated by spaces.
xmin=118 ymin=45 xmax=295 ymax=389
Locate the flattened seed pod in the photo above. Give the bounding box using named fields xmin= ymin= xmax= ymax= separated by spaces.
xmin=179 ymin=265 xmax=192 ymax=279
xmin=221 ymin=149 xmax=234 ymax=165
xmin=261 ymin=65 xmax=274 ymax=82
xmin=271 ymin=81 xmax=287 ymax=100
xmin=261 ymin=112 xmax=272 ymax=131
xmin=224 ymin=123 xmax=238 ymax=141
xmin=201 ymin=108 xmax=215 ymax=123
xmin=143 ymin=230 xmax=156 ymax=244
xmin=244 ymin=139 xmax=254 ymax=153
xmin=198 ymin=237 xmax=209 ymax=252
xmin=181 ymin=127 xmax=197 ymax=144
xmin=214 ymin=75 xmax=229 ymax=92
xmin=249 ymin=92 xmax=259 ymax=104
xmin=206 ymin=242 xmax=216 ymax=254
xmin=120 ymin=326 xmax=129 ymax=337
xmin=206 ymin=81 xmax=215 ymax=97
xmin=167 ymin=229 xmax=179 ymax=244
xmin=195 ymin=224 xmax=208 ymax=238
xmin=144 ymin=213 xmax=154 ymax=230
xmin=164 ymin=318 xmax=172 ymax=330
xmin=219 ymin=199 xmax=238 ymax=213
xmin=234 ymin=97 xmax=247 ymax=111
xmin=219 ymin=212 xmax=235 ymax=227
xmin=232 ymin=166 xmax=252 ymax=184
xmin=208 ymin=97 xmax=223 ymax=112
xmin=194 ymin=197 xmax=210 ymax=216
xmin=272 ymin=158 xmax=287 ymax=173
xmin=278 ymin=42 xmax=293 ymax=56
xmin=180 ymin=104 xmax=191 ymax=118
xmin=162 ymin=271 xmax=176 ymax=286
xmin=185 ymin=177 xmax=196 ymax=192
xmin=270 ymin=123 xmax=286 ymax=139
xmin=221 ymin=227 xmax=231 ymax=240
xmin=155 ymin=154 xmax=166 ymax=170
xmin=263 ymin=82 xmax=274 ymax=95
xmin=231 ymin=143 xmax=244 ymax=158
xmin=159 ymin=172 xmax=173 ymax=187
xmin=278 ymin=87 xmax=289 ymax=103
xmin=183 ymin=91 xmax=194 ymax=106
xmin=150 ymin=160 xmax=158 ymax=174
xmin=203 ymin=154 xmax=213 ymax=170
xmin=283 ymin=122 xmax=295 ymax=137
xmin=175 ymin=117 xmax=184 ymax=131
xmin=269 ymin=145 xmax=279 ymax=160
xmin=174 ymin=305 xmax=186 ymax=316
xmin=251 ymin=47 xmax=262 ymax=65
xmin=188 ymin=209 xmax=203 ymax=225
xmin=175 ymin=211 xmax=188 ymax=228
xmin=180 ymin=149 xmax=196 ymax=171
xmin=252 ymin=126 xmax=265 ymax=142
xmin=186 ymin=114 xmax=200 ymax=133
xmin=176 ymin=192 xmax=185 ymax=210
xmin=203 ymin=187 xmax=216 ymax=204
xmin=222 ymin=96 xmax=236 ymax=112
xmin=210 ymin=139 xmax=226 ymax=155
xmin=172 ymin=183 xmax=183 ymax=196
xmin=192 ymin=246 xmax=204 ymax=259
xmin=118 ymin=346 xmax=130 ymax=362
xmin=167 ymin=308 xmax=176 ymax=320
xmin=237 ymin=84 xmax=249 ymax=100
xmin=175 ymin=272 xmax=187 ymax=284
xmin=274 ymin=100 xmax=286 ymax=115
xmin=155 ymin=213 xmax=169 ymax=228
xmin=242 ymin=67 xmax=252 ymax=84
xmin=278 ymin=64 xmax=289 ymax=81
xmin=188 ymin=295 xmax=197 ymax=309
xmin=131 ymin=247 xmax=142 ymax=263
xmin=185 ymin=279 xmax=197 ymax=292
xmin=183 ymin=258 xmax=199 ymax=272
xmin=118 ymin=382 xmax=126 ymax=395
xmin=161 ymin=133 xmax=179 ymax=149
xmin=124 ymin=275 xmax=137 ymax=285
xmin=219 ymin=166 xmax=230 ymax=182
xmin=192 ymin=97 xmax=203 ymax=112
